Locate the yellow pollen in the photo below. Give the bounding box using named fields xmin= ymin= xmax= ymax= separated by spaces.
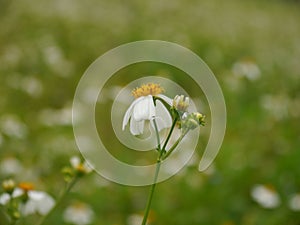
xmin=132 ymin=83 xmax=164 ymax=98
xmin=19 ymin=182 xmax=34 ymax=191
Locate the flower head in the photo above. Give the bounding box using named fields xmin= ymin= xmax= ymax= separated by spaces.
xmin=70 ymin=156 xmax=93 ymax=175
xmin=172 ymin=95 xmax=189 ymax=112
xmin=20 ymin=190 xmax=55 ymax=216
xmin=123 ymin=83 xmax=172 ymax=135
xmin=0 ymin=182 xmax=55 ymax=216
xmin=251 ymin=184 xmax=280 ymax=209
xmin=181 ymin=112 xmax=205 ymax=132
xmin=132 ymin=83 xmax=164 ymax=98
xmin=63 ymin=202 xmax=94 ymax=225
xmin=2 ymin=179 xmax=16 ymax=194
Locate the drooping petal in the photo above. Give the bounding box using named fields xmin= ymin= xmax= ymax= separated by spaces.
xmin=122 ymin=97 xmax=144 ymax=130
xmin=157 ymin=94 xmax=173 ymax=106
xmin=130 ymin=117 xmax=145 ymax=135
xmin=133 ymin=96 xmax=155 ymax=122
xmin=152 ymin=100 xmax=172 ymax=131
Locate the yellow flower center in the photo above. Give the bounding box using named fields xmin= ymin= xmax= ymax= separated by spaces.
xmin=19 ymin=182 xmax=34 ymax=191
xmin=132 ymin=83 xmax=164 ymax=98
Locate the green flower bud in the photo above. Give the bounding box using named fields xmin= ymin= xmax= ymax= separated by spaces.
xmin=2 ymin=179 xmax=16 ymax=195
xmin=181 ymin=112 xmax=205 ymax=132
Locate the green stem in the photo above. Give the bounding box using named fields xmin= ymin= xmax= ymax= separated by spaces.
xmin=152 ymin=118 xmax=161 ymax=150
xmin=162 ymin=133 xmax=185 ymax=160
xmin=161 ymin=118 xmax=178 ymax=152
xmin=141 ymin=159 xmax=161 ymax=225
xmin=36 ymin=176 xmax=78 ymax=225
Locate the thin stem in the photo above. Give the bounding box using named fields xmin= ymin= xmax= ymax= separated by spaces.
xmin=152 ymin=118 xmax=161 ymax=150
xmin=141 ymin=160 xmax=161 ymax=225
xmin=36 ymin=176 xmax=78 ymax=225
xmin=162 ymin=133 xmax=185 ymax=160
xmin=161 ymin=118 xmax=178 ymax=152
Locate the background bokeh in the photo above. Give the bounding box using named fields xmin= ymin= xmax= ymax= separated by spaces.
xmin=1 ymin=0 xmax=300 ymax=224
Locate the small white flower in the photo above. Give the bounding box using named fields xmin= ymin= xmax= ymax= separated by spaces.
xmin=21 ymin=190 xmax=55 ymax=216
xmin=127 ymin=214 xmax=144 ymax=225
xmin=0 ymin=187 xmax=55 ymax=216
xmin=289 ymin=193 xmax=300 ymax=211
xmin=0 ymin=157 xmax=23 ymax=176
xmin=63 ymin=202 xmax=94 ymax=225
xmin=0 ymin=193 xmax=10 ymax=205
xmin=70 ymin=156 xmax=93 ymax=174
xmin=251 ymin=184 xmax=280 ymax=209
xmin=122 ymin=83 xmax=172 ymax=135
xmin=232 ymin=59 xmax=261 ymax=81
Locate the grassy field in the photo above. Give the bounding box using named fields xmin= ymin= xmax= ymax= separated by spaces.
xmin=0 ymin=0 xmax=300 ymax=224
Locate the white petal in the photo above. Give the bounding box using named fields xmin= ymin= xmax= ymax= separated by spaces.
xmin=28 ymin=190 xmax=44 ymax=200
xmin=157 ymin=94 xmax=173 ymax=105
xmin=152 ymin=100 xmax=172 ymax=131
xmin=24 ymin=191 xmax=55 ymax=215
xmin=133 ymin=96 xmax=155 ymax=121
xmin=70 ymin=156 xmax=80 ymax=168
xmin=130 ymin=117 xmax=145 ymax=135
xmin=0 ymin=193 xmax=10 ymax=205
xmin=36 ymin=194 xmax=55 ymax=215
xmin=122 ymin=97 xmax=144 ymax=130
xmin=21 ymin=200 xmax=36 ymax=216
xmin=12 ymin=188 xmax=24 ymax=197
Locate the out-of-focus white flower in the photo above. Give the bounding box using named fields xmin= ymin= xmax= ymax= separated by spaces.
xmin=20 ymin=76 xmax=43 ymax=98
xmin=0 ymin=115 xmax=28 ymax=139
xmin=260 ymin=94 xmax=290 ymax=121
xmin=0 ymin=183 xmax=55 ymax=216
xmin=43 ymin=45 xmax=74 ymax=77
xmin=126 ymin=214 xmax=144 ymax=225
xmin=232 ymin=59 xmax=261 ymax=81
xmin=63 ymin=202 xmax=94 ymax=225
xmin=38 ymin=103 xmax=72 ymax=126
xmin=21 ymin=190 xmax=55 ymax=216
xmin=0 ymin=157 xmax=23 ymax=175
xmin=251 ymin=184 xmax=281 ymax=209
xmin=122 ymin=83 xmax=172 ymax=135
xmin=0 ymin=193 xmax=10 ymax=205
xmin=289 ymin=193 xmax=300 ymax=211
xmin=70 ymin=156 xmax=93 ymax=174
xmin=2 ymin=179 xmax=16 ymax=194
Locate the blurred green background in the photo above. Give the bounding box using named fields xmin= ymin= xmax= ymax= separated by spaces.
xmin=1 ymin=0 xmax=300 ymax=224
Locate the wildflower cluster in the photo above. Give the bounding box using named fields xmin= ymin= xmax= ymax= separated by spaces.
xmin=0 ymin=179 xmax=55 ymax=224
xmin=122 ymin=83 xmax=205 ymax=225
xmin=123 ymin=83 xmax=205 ymax=158
xmin=0 ymin=156 xmax=92 ymax=225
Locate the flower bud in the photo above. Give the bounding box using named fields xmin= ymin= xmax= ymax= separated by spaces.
xmin=172 ymin=95 xmax=189 ymax=112
xmin=181 ymin=112 xmax=205 ymax=132
xmin=2 ymin=179 xmax=16 ymax=194
xmin=70 ymin=156 xmax=92 ymax=176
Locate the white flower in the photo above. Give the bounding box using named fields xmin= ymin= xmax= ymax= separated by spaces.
xmin=127 ymin=214 xmax=144 ymax=225
xmin=289 ymin=193 xmax=300 ymax=211
xmin=251 ymin=184 xmax=280 ymax=209
xmin=122 ymin=83 xmax=172 ymax=135
xmin=232 ymin=59 xmax=261 ymax=81
xmin=0 ymin=157 xmax=23 ymax=176
xmin=63 ymin=202 xmax=94 ymax=225
xmin=0 ymin=193 xmax=10 ymax=205
xmin=21 ymin=190 xmax=55 ymax=216
xmin=0 ymin=187 xmax=55 ymax=216
xmin=70 ymin=156 xmax=93 ymax=174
